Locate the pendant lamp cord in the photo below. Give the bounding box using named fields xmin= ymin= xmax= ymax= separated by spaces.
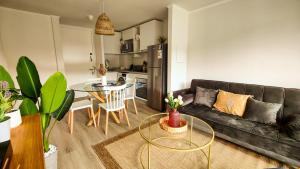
xmin=102 ymin=0 xmax=104 ymax=13
xmin=98 ymin=0 xmax=104 ymax=13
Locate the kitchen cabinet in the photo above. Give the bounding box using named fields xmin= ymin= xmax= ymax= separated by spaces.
xmin=106 ymin=72 xmax=118 ymax=81
xmin=121 ymin=27 xmax=139 ymax=52
xmin=122 ymin=27 xmax=137 ymax=40
xmin=139 ymin=20 xmax=163 ymax=51
xmin=103 ymin=32 xmax=121 ymax=54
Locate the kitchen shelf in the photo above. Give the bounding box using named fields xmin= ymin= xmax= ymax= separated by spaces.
xmin=105 ymin=50 xmax=148 ymax=55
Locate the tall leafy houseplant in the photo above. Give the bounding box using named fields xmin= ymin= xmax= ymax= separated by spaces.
xmin=17 ymin=56 xmax=74 ymax=152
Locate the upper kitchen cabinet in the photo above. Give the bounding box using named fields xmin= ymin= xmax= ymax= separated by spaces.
xmin=103 ymin=32 xmax=121 ymax=54
xmin=139 ymin=20 xmax=163 ymax=51
xmin=121 ymin=27 xmax=139 ymax=52
xmin=122 ymin=27 xmax=138 ymax=40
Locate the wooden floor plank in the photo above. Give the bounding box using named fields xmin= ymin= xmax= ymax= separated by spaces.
xmin=50 ymin=99 xmax=155 ymax=169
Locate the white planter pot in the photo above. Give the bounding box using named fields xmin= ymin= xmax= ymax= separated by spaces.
xmin=102 ymin=76 xmax=107 ymax=85
xmin=0 ymin=117 xmax=11 ymax=143
xmin=6 ymin=109 xmax=22 ymax=128
xmin=44 ymin=145 xmax=57 ymax=169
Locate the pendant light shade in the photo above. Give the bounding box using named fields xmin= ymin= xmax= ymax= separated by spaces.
xmin=95 ymin=13 xmax=114 ymax=35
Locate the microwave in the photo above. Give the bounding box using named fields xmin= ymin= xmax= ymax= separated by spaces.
xmin=121 ymin=39 xmax=134 ymax=53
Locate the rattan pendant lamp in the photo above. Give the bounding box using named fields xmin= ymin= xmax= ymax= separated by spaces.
xmin=95 ymin=0 xmax=114 ymax=35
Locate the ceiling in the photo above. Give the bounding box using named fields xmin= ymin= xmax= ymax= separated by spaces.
xmin=0 ymin=0 xmax=225 ymax=30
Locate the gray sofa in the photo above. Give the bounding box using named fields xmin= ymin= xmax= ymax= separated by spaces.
xmin=174 ymin=79 xmax=300 ymax=167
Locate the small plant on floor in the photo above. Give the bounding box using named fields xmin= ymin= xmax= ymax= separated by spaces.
xmin=15 ymin=56 xmax=75 ymax=152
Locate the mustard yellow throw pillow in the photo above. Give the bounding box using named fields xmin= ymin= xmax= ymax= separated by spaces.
xmin=213 ymin=90 xmax=251 ymax=117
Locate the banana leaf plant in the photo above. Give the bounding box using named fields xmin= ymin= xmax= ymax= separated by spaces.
xmin=15 ymin=56 xmax=74 ymax=152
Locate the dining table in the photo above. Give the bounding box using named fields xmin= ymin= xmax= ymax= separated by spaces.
xmin=69 ymin=80 xmax=134 ymax=127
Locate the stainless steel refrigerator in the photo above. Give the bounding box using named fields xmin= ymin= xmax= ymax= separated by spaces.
xmin=147 ymin=44 xmax=168 ymax=112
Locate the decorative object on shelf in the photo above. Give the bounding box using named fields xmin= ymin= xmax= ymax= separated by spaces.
xmin=95 ymin=0 xmax=114 ymax=35
xmin=13 ymin=56 xmax=74 ymax=169
xmin=158 ymin=36 xmax=167 ymax=44
xmin=159 ymin=116 xmax=188 ymax=134
xmin=165 ymin=92 xmax=184 ymax=127
xmin=99 ymin=63 xmax=107 ymax=85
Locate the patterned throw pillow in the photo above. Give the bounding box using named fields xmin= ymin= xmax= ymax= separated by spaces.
xmin=213 ymin=90 xmax=251 ymax=117
xmin=193 ymin=87 xmax=218 ymax=108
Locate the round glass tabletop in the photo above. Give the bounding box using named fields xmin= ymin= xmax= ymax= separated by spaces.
xmin=138 ymin=113 xmax=215 ymax=151
xmin=69 ymin=80 xmax=133 ymax=92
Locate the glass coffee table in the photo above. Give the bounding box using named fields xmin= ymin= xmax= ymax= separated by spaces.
xmin=139 ymin=113 xmax=214 ymax=169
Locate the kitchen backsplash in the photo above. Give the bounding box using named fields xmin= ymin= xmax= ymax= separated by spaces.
xmin=105 ymin=52 xmax=147 ymax=70
xmin=132 ymin=53 xmax=147 ymax=65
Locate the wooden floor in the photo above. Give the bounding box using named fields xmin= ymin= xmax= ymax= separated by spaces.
xmin=50 ymin=99 xmax=158 ymax=169
xmin=51 ymin=100 xmax=287 ymax=169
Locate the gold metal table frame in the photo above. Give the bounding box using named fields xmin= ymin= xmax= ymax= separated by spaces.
xmin=138 ymin=113 xmax=215 ymax=169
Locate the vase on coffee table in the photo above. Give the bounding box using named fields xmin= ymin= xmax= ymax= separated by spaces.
xmin=168 ymin=108 xmax=180 ymax=127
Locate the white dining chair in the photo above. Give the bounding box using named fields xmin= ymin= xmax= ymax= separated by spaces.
xmin=67 ymin=82 xmax=98 ymax=134
xmin=124 ymin=78 xmax=138 ymax=115
xmin=96 ymin=84 xmax=130 ymax=135
xmin=68 ymin=98 xmax=96 ymax=134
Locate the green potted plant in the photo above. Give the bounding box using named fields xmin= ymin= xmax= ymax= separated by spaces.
xmin=14 ymin=56 xmax=74 ymax=169
xmin=0 ymin=66 xmax=22 ymax=143
xmin=0 ymin=85 xmax=12 ymax=143
xmin=165 ymin=92 xmax=183 ymax=127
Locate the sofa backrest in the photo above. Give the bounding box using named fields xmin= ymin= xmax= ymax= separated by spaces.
xmin=190 ymin=79 xmax=300 ymax=119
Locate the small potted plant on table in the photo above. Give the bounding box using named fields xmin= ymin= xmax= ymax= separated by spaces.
xmin=0 ymin=87 xmax=12 ymax=143
xmin=0 ymin=66 xmax=22 ymax=138
xmin=165 ymin=92 xmax=184 ymax=127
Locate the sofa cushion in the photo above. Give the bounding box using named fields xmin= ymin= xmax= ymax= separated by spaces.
xmin=182 ymin=93 xmax=194 ymax=106
xmin=245 ymin=84 xmax=264 ymax=101
xmin=244 ymin=98 xmax=282 ymax=124
xmin=280 ymin=114 xmax=300 ymax=141
xmin=213 ymin=90 xmax=251 ymax=117
xmin=284 ymin=88 xmax=300 ymax=117
xmin=194 ymin=87 xmax=218 ymax=108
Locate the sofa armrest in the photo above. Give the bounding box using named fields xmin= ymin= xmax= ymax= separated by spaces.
xmin=173 ymin=88 xmax=191 ymax=97
xmin=174 ymin=88 xmax=194 ymax=106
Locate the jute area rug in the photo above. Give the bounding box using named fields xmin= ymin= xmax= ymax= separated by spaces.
xmin=92 ymin=124 xmax=287 ymax=169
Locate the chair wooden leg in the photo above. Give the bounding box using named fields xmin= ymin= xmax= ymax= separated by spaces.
xmin=125 ymin=100 xmax=129 ymax=109
xmin=105 ymin=111 xmax=109 ymax=135
xmin=118 ymin=110 xmax=123 ymax=121
xmin=123 ymin=108 xmax=131 ymax=127
xmin=90 ymin=107 xmax=96 ymax=128
xmin=87 ymin=108 xmax=91 ymax=118
xmin=70 ymin=111 xmax=74 ymax=134
xmin=97 ymin=108 xmax=101 ymax=127
xmin=132 ymin=99 xmax=138 ymax=115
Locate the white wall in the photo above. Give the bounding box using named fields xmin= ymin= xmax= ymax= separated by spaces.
xmin=60 ymin=25 xmax=96 ymax=85
xmin=0 ymin=35 xmax=7 ymax=69
xmin=0 ymin=7 xmax=60 ymax=83
xmin=187 ymin=0 xmax=300 ymax=88
xmin=168 ymin=4 xmax=189 ymax=91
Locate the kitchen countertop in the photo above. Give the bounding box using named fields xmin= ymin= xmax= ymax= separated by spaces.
xmin=107 ymin=69 xmax=148 ymax=75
